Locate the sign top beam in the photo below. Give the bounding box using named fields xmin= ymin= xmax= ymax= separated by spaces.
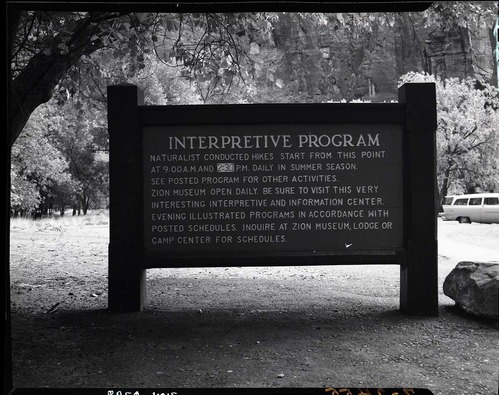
xmin=8 ymin=1 xmax=434 ymax=13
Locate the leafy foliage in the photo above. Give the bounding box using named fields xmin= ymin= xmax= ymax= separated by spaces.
xmin=423 ymin=1 xmax=497 ymax=31
xmin=10 ymin=20 xmax=206 ymax=215
xmin=149 ymin=12 xmax=286 ymax=103
xmin=10 ymin=106 xmax=71 ymax=214
xmin=9 ymin=6 xmax=498 ymax=214
xmin=400 ymin=72 xmax=499 ymax=200
xmin=49 ymin=102 xmax=109 ymax=215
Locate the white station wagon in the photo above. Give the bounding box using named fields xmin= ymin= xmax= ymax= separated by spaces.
xmin=442 ymin=193 xmax=499 ymax=224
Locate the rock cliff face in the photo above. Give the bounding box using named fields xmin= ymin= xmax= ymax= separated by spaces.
xmin=268 ymin=11 xmax=497 ymax=102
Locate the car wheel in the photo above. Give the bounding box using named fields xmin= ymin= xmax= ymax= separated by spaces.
xmin=458 ymin=217 xmax=471 ymax=224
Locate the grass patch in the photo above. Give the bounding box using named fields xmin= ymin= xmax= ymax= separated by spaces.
xmin=10 ymin=209 xmax=109 ymax=232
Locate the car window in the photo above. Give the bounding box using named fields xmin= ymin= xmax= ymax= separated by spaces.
xmin=444 ymin=197 xmax=454 ymax=205
xmin=484 ymin=197 xmax=499 ymax=205
xmin=469 ymin=198 xmax=482 ymax=205
xmin=453 ymin=198 xmax=469 ymax=206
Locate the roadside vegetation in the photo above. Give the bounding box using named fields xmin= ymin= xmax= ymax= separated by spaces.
xmin=10 ymin=208 xmax=109 ymax=232
xmin=8 ymin=2 xmax=499 ymax=218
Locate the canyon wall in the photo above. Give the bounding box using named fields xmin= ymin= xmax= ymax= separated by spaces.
xmin=268 ymin=10 xmax=497 ymax=102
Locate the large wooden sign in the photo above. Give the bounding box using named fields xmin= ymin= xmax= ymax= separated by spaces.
xmin=108 ymin=83 xmax=438 ymax=316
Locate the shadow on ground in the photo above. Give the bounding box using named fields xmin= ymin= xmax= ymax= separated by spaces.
xmin=10 ymin=298 xmax=498 ymax=394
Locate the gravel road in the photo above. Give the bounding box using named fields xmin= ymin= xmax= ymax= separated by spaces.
xmin=8 ymin=215 xmax=499 ymax=394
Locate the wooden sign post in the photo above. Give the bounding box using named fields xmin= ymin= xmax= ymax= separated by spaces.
xmin=108 ymin=83 xmax=438 ymax=315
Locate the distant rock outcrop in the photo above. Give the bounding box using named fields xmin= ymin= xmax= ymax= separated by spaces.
xmin=443 ymin=261 xmax=499 ymax=320
xmin=269 ymin=11 xmax=497 ymax=102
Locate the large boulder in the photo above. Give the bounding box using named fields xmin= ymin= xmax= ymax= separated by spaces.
xmin=443 ymin=261 xmax=499 ymax=320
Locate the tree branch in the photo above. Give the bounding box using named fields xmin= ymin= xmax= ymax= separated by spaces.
xmin=9 ymin=12 xmax=124 ymax=146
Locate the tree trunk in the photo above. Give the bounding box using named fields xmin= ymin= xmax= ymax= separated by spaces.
xmin=8 ymin=12 xmax=117 ymax=146
xmin=82 ymin=197 xmax=89 ymax=215
xmin=439 ymin=166 xmax=452 ymax=207
xmin=466 ymin=185 xmax=477 ymax=194
xmin=82 ymin=194 xmax=91 ymax=215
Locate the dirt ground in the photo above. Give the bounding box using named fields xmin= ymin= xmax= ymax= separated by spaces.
xmin=7 ymin=213 xmax=499 ymax=394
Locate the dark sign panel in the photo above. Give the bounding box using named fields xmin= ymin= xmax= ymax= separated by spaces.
xmin=143 ymin=124 xmax=403 ymax=253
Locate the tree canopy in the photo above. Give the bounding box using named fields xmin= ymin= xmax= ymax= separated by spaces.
xmin=9 ymin=3 xmax=497 ymax=145
xmin=8 ymin=3 xmax=499 ymax=215
xmin=400 ymin=71 xmax=499 ymax=202
xmin=8 ymin=9 xmax=289 ymax=145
